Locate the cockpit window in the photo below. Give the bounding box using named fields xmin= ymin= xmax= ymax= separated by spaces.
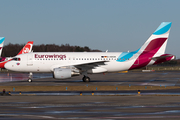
xmin=12 ymin=58 xmax=21 ymax=61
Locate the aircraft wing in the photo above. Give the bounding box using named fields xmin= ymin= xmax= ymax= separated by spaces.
xmin=74 ymin=61 xmax=107 ymax=70
xmin=50 ymin=60 xmax=108 ymax=72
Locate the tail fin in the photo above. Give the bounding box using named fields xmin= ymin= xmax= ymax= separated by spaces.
xmin=129 ymin=22 xmax=172 ymax=70
xmin=139 ymin=22 xmax=171 ymax=55
xmin=0 ymin=37 xmax=5 ymax=57
xmin=17 ymin=41 xmax=33 ymax=55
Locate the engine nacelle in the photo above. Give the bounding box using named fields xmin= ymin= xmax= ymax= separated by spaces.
xmin=53 ymin=68 xmax=72 ymax=79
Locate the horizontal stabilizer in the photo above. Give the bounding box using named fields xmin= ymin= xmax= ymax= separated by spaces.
xmin=152 ymin=54 xmax=175 ymax=65
xmin=151 ymin=54 xmax=175 ymax=61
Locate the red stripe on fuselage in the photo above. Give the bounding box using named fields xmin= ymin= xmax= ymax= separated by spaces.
xmin=0 ymin=60 xmax=11 ymax=69
xmin=129 ymin=38 xmax=167 ymax=70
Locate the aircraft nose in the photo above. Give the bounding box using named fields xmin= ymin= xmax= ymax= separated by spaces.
xmin=4 ymin=62 xmax=14 ymax=70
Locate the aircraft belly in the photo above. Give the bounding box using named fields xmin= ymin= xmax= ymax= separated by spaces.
xmin=24 ymin=62 xmax=51 ymax=72
xmin=87 ymin=67 xmax=107 ymax=73
xmin=102 ymin=61 xmax=133 ymax=72
xmin=34 ymin=62 xmax=51 ymax=72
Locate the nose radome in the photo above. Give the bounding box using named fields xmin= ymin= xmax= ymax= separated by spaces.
xmin=4 ymin=62 xmax=12 ymax=70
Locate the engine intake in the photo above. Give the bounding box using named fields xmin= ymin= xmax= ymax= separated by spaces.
xmin=53 ymin=68 xmax=80 ymax=79
xmin=53 ymin=68 xmax=71 ymax=79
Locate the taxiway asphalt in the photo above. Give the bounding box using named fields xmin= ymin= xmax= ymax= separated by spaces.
xmin=0 ymin=71 xmax=180 ymax=119
xmin=0 ymin=96 xmax=180 ymax=119
xmin=0 ymin=71 xmax=180 ymax=87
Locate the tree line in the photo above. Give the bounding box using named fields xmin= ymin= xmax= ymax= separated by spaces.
xmin=1 ymin=43 xmax=101 ymax=57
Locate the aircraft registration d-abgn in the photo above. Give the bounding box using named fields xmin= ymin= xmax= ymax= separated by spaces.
xmin=5 ymin=22 xmax=175 ymax=82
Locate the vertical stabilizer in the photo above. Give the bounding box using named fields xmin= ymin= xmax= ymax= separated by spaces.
xmin=139 ymin=22 xmax=171 ymax=55
xmin=0 ymin=37 xmax=5 ymax=56
xmin=17 ymin=41 xmax=34 ymax=55
xmin=129 ymin=22 xmax=172 ymax=70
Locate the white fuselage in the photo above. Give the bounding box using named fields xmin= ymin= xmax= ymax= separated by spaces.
xmin=4 ymin=52 xmax=145 ymax=73
xmin=4 ymin=22 xmax=174 ymax=80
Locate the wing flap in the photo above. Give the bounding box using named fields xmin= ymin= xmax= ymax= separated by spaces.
xmin=50 ymin=60 xmax=108 ymax=71
xmin=75 ymin=61 xmax=107 ymax=70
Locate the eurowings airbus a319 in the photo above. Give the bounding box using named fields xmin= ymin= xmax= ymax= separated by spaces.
xmin=5 ymin=22 xmax=175 ymax=82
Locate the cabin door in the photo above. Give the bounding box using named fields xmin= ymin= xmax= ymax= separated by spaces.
xmin=27 ymin=54 xmax=33 ymax=66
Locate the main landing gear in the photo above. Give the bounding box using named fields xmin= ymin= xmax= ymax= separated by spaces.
xmin=82 ymin=75 xmax=90 ymax=82
xmin=28 ymin=72 xmax=33 ymax=82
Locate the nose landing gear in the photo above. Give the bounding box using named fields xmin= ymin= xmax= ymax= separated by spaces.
xmin=28 ymin=72 xmax=33 ymax=82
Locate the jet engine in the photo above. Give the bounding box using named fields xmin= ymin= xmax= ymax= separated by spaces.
xmin=53 ymin=68 xmax=80 ymax=79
